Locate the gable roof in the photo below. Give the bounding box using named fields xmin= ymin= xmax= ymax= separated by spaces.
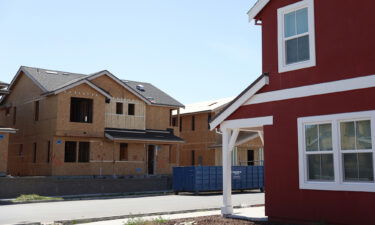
xmin=123 ymin=80 xmax=184 ymax=108
xmin=175 ymin=97 xmax=234 ymax=116
xmin=209 ymin=73 xmax=269 ymax=130
xmin=3 ymin=66 xmax=184 ymax=108
xmin=247 ymin=0 xmax=270 ymax=21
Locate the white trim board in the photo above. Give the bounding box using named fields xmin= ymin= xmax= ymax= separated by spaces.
xmin=247 ymin=0 xmax=270 ymax=22
xmin=210 ymin=75 xmax=269 ymax=130
xmin=221 ymin=116 xmax=273 ymax=130
xmin=245 ymin=74 xmax=375 ymax=106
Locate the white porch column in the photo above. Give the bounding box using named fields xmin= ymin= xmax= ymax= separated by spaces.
xmin=221 ymin=128 xmax=233 ymax=215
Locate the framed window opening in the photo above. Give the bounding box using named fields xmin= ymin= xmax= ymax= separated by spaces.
xmin=70 ymin=97 xmax=93 ymax=123
xmin=277 ymin=0 xmax=316 ymax=73
xmin=298 ymin=110 xmax=375 ymax=192
xmin=119 ymin=143 xmax=129 ymax=161
xmin=128 ymin=103 xmax=135 ymax=116
xmin=116 ymin=102 xmax=123 ymax=115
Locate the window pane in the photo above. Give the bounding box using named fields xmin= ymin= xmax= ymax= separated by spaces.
xmin=78 ymin=142 xmax=90 ymax=163
xmin=343 ymin=153 xmax=357 ymax=181
xmin=64 ymin=142 xmax=77 ymax=162
xmin=319 ymin=124 xmax=332 ymax=151
xmin=305 ymin=124 xmax=318 ymax=151
xmin=341 ymin=121 xmax=355 ymax=150
xmin=284 ymin=11 xmax=296 ymax=38
xmin=286 ymin=38 xmax=298 ymax=64
xmin=296 ymin=8 xmax=308 ymax=35
xmin=358 ymin=153 xmax=374 ymax=181
xmin=356 ymin=120 xmax=372 ymax=149
xmin=344 ymin=153 xmax=374 ymax=182
xmin=297 ymin=35 xmax=310 ymax=62
xmin=308 ymin=154 xmax=320 ymax=180
xmin=321 ymin=154 xmax=334 ymax=180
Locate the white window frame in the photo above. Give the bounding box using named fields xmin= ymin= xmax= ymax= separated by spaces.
xmin=297 ymin=110 xmax=375 ymax=192
xmin=277 ymin=0 xmax=316 ymax=73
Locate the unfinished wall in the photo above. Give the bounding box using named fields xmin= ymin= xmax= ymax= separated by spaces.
xmin=215 ymin=136 xmax=264 ymax=166
xmin=0 ymin=132 xmax=9 ymax=175
xmin=91 ymin=75 xmax=147 ymax=130
xmin=178 ymin=112 xmax=217 ymax=166
xmin=3 ymin=73 xmax=57 ymax=176
xmin=55 ymin=83 xmax=106 ymax=138
xmin=146 ymin=105 xmax=174 ymax=130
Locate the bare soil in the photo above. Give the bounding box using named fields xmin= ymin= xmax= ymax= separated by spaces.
xmin=164 ymin=215 xmax=298 ymax=225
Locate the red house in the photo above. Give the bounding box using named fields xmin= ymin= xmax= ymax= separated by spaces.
xmin=210 ymin=0 xmax=375 ymax=224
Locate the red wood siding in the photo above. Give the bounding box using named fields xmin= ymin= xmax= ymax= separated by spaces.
xmin=257 ymin=0 xmax=375 ymax=94
xmin=227 ymin=87 xmax=375 ymax=225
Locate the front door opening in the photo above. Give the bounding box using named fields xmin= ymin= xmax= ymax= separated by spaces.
xmin=148 ymin=145 xmax=155 ymax=175
xmin=247 ymin=149 xmax=254 ymax=166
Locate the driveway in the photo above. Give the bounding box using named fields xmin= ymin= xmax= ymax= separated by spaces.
xmin=0 ymin=192 xmax=264 ymax=224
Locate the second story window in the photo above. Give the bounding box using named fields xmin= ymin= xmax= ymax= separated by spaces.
xmin=34 ymin=101 xmax=39 ymax=121
xmin=116 ymin=102 xmax=123 ymax=115
xmin=208 ymin=114 xmax=212 ymax=129
xmin=13 ymin=107 xmax=16 ymax=125
xmin=277 ymin=0 xmax=315 ymax=73
xmin=128 ymin=103 xmax=135 ymax=116
xmin=70 ymin=97 xmax=93 ymax=123
xmin=191 ymin=115 xmax=195 ymax=131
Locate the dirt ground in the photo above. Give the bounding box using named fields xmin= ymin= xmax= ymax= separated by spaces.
xmin=162 ymin=215 xmax=299 ymax=225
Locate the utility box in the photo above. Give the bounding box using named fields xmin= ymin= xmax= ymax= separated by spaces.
xmin=173 ymin=166 xmax=264 ymax=194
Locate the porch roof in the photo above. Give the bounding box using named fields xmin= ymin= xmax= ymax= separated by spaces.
xmin=104 ymin=128 xmax=184 ymax=143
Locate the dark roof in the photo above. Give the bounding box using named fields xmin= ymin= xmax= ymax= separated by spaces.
xmin=22 ymin=66 xmax=87 ymax=92
xmin=16 ymin=66 xmax=183 ymax=107
xmin=0 ymin=81 xmax=8 ymax=86
xmin=105 ymin=128 xmax=184 ymax=143
xmin=123 ymin=80 xmax=184 ymax=108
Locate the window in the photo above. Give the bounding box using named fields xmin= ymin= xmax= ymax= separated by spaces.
xmin=64 ymin=141 xmax=77 ymax=162
xmin=70 ymin=97 xmax=93 ymax=123
xmin=208 ymin=114 xmax=212 ymax=129
xmin=340 ymin=120 xmax=373 ymax=182
xmin=298 ymin=111 xmax=375 ymax=192
xmin=128 ymin=103 xmax=135 ymax=116
xmin=191 ymin=150 xmax=195 ymax=165
xmin=277 ymin=0 xmax=315 ymax=73
xmin=5 ymin=107 xmax=10 ymax=116
xmin=119 ymin=143 xmax=128 ymax=161
xmin=304 ymin=123 xmax=334 ymax=181
xmin=192 ymin=116 xmax=195 ymax=131
xmin=18 ymin=144 xmax=23 ymax=156
xmin=47 ymin=141 xmax=51 ymax=163
xmin=78 ymin=142 xmax=90 ymax=163
xmin=172 ymin=117 xmax=177 ymax=127
xmin=169 ymin=109 xmax=173 ymax=126
xmin=179 ymin=117 xmax=183 ymax=132
xmin=33 ymin=143 xmax=37 ymax=163
xmin=34 ymin=101 xmax=39 ymax=121
xmin=116 ymin=102 xmax=123 ymax=115
xmin=13 ymin=107 xmax=16 ymax=125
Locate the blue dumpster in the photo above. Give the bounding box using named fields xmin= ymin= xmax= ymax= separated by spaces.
xmin=173 ymin=166 xmax=264 ymax=194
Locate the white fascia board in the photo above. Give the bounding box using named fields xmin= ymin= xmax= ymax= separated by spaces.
xmin=0 ymin=128 xmax=17 ymax=133
xmin=247 ymin=0 xmax=270 ymax=22
xmin=52 ymin=80 xmax=112 ymax=99
xmin=209 ymin=75 xmax=269 ymax=130
xmin=245 ymin=74 xmax=375 ymax=106
xmin=221 ymin=116 xmax=273 ymax=130
xmin=88 ymin=71 xmax=152 ymax=105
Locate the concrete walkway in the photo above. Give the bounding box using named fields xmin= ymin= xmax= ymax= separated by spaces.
xmin=83 ymin=207 xmax=266 ymax=225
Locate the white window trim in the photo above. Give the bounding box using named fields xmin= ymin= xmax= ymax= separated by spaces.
xmin=277 ymin=0 xmax=316 ymax=73
xmin=297 ymin=110 xmax=375 ymax=192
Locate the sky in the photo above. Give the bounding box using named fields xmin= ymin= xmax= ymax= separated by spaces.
xmin=0 ymin=0 xmax=261 ymax=104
